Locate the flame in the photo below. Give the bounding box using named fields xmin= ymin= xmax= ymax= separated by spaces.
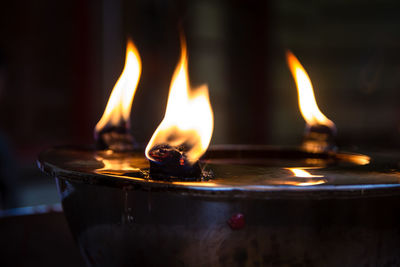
xmin=286 ymin=50 xmax=335 ymax=129
xmin=95 ymin=39 xmax=142 ymax=134
xmin=145 ymin=39 xmax=214 ymax=164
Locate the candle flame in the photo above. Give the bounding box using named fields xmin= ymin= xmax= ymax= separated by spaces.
xmin=286 ymin=50 xmax=335 ymax=129
xmin=145 ymin=39 xmax=214 ymax=164
xmin=95 ymin=39 xmax=142 ymax=134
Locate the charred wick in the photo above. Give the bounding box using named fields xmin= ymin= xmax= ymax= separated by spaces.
xmin=95 ymin=125 xmax=136 ymax=152
xmin=302 ymin=124 xmax=337 ymax=153
xmin=148 ymin=144 xmax=210 ymax=181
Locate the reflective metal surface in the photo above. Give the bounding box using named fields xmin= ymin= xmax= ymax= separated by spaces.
xmin=37 ymin=145 xmax=400 ymax=266
xmin=38 ymin=145 xmax=400 ymax=199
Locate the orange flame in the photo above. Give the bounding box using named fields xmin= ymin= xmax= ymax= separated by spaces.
xmin=95 ymin=39 xmax=142 ymax=134
xmin=145 ymin=39 xmax=214 ymax=164
xmin=286 ymin=51 xmax=335 ymax=129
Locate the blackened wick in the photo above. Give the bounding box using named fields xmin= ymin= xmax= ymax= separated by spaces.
xmin=148 ymin=144 xmax=204 ymax=180
xmin=95 ymin=124 xmax=135 ymax=152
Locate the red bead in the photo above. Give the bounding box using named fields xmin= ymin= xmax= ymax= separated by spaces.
xmin=228 ymin=213 xmax=245 ymax=230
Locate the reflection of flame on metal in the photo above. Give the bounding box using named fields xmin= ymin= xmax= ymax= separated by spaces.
xmin=304 ymin=153 xmax=371 ymax=166
xmin=286 ymin=167 xmax=323 ymax=178
xmin=171 ymin=181 xmax=218 ymax=187
xmin=293 ymin=180 xmax=326 ymax=186
xmin=336 ymin=153 xmax=371 ymax=165
xmin=283 ymin=179 xmax=327 ymax=186
xmin=285 ymin=167 xmax=326 ymax=186
xmin=95 ymin=150 xmax=140 ymax=174
xmin=305 ymin=158 xmax=329 ymax=166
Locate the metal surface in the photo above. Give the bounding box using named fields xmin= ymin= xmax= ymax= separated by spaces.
xmin=37 ymin=145 xmax=400 ymax=266
xmin=38 ymin=145 xmax=400 ymax=198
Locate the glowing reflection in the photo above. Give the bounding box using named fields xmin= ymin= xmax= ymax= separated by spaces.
xmin=286 ymin=167 xmax=323 ymax=178
xmin=291 ymin=180 xmax=326 ymax=186
xmin=336 ymin=153 xmax=371 ymax=165
xmin=95 ymin=150 xmax=140 ymax=174
xmin=285 ymin=167 xmax=326 ymax=186
xmin=171 ymin=181 xmax=219 ymax=187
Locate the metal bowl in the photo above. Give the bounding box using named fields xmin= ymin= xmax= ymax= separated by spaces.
xmin=38 ymin=145 xmax=400 ymax=267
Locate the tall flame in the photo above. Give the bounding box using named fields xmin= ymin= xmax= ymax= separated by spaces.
xmin=95 ymin=39 xmax=142 ymax=134
xmin=145 ymin=40 xmax=214 ymax=164
xmin=286 ymin=50 xmax=335 ymax=129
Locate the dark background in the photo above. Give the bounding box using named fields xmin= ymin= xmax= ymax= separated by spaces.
xmin=0 ymin=0 xmax=400 ymax=208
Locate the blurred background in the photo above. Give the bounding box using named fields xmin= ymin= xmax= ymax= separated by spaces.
xmin=0 ymin=0 xmax=400 ymax=208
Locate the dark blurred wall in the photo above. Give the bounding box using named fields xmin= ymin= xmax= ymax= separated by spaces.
xmin=0 ymin=1 xmax=102 ymax=152
xmin=0 ymin=0 xmax=103 ymax=208
xmin=1 ymin=0 xmax=400 ymax=157
xmin=270 ymin=0 xmax=400 ymax=149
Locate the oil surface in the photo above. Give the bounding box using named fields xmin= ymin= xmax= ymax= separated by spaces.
xmin=38 ymin=145 xmax=400 ymax=191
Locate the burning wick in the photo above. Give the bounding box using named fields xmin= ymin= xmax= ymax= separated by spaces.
xmin=147 ymin=144 xmax=202 ymax=179
xmin=145 ymin=37 xmax=214 ymax=180
xmin=286 ymin=50 xmax=337 ymax=153
xmin=94 ymin=39 xmax=142 ymax=152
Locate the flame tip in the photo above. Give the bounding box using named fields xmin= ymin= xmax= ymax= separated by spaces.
xmin=286 ymin=51 xmax=335 ymax=129
xmin=95 ymin=39 xmax=142 ymax=135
